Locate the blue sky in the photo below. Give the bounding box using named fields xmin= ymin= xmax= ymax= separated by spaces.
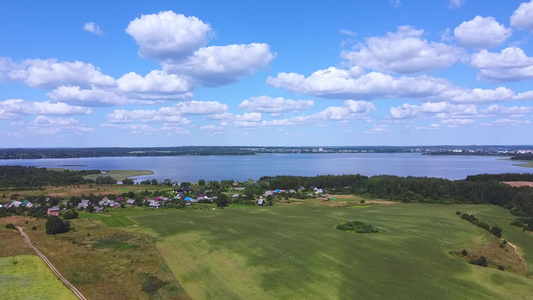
xmin=1 ymin=0 xmax=533 ymax=147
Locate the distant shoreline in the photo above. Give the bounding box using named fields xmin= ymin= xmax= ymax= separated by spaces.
xmin=0 ymin=145 xmax=532 ymax=160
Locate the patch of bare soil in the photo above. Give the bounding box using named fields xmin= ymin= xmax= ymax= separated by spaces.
xmin=503 ymin=181 xmax=533 ymax=187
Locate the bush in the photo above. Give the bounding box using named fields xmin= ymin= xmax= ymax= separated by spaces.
xmin=63 ymin=210 xmax=78 ymax=220
xmin=498 ymin=265 xmax=505 ymax=271
xmin=31 ymin=226 xmax=37 ymax=230
xmin=360 ymin=200 xmax=366 ymax=204
xmin=5 ymin=223 xmax=15 ymax=229
xmin=45 ymin=216 xmax=70 ymax=235
xmin=470 ymin=256 xmax=488 ymax=267
xmin=510 ymin=220 xmax=524 ymax=227
xmin=490 ymin=225 xmax=502 ymax=238
xmin=461 ymin=249 xmax=468 ymax=256
xmin=336 ymin=221 xmax=378 ymax=233
xmin=456 ymin=211 xmax=461 ymax=215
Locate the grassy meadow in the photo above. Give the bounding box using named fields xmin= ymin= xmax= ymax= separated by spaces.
xmin=0 ymin=255 xmax=77 ymax=300
xmin=132 ymin=204 xmax=533 ymax=300
xmin=83 ymin=170 xmax=154 ymax=181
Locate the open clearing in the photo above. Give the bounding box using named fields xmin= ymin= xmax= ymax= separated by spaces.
xmin=83 ymin=170 xmax=154 ymax=181
xmin=0 ymin=255 xmax=77 ymax=300
xmin=503 ymin=181 xmax=533 ymax=188
xmin=133 ymin=204 xmax=533 ymax=300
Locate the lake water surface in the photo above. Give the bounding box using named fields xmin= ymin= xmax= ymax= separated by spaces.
xmin=0 ymin=153 xmax=528 ymax=182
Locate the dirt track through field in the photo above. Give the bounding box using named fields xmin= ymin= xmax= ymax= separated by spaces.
xmin=16 ymin=226 xmax=87 ymax=300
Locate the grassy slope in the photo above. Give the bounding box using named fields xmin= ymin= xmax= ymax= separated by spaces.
xmin=0 ymin=255 xmax=77 ymax=300
xmin=133 ymin=204 xmax=533 ymax=300
xmin=83 ymin=170 xmax=154 ymax=181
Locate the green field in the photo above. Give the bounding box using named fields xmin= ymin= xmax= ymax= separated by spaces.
xmin=132 ymin=204 xmax=533 ymax=300
xmin=83 ymin=170 xmax=154 ymax=181
xmin=513 ymin=161 xmax=533 ymax=168
xmin=0 ymin=255 xmax=77 ymax=300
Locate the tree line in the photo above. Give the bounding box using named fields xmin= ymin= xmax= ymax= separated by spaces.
xmin=0 ymin=166 xmax=99 ymax=188
xmin=258 ymin=173 xmax=533 ymax=219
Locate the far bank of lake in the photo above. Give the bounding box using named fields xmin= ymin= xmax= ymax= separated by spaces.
xmin=0 ymin=153 xmax=529 ymax=182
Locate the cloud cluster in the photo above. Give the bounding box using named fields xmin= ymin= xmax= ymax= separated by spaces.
xmin=126 ymin=11 xmax=275 ymax=87
xmin=239 ymin=96 xmax=314 ymax=113
xmin=163 ymin=43 xmax=275 ymax=86
xmin=341 ymin=26 xmax=465 ymax=74
xmin=267 ymin=67 xmax=454 ymax=100
xmin=8 ymin=59 xmax=115 ymax=89
xmin=28 ymin=116 xmax=94 ymax=135
xmin=1 ymin=10 xmax=275 ymax=110
xmin=105 ymin=100 xmax=227 ymax=124
xmin=390 ymin=102 xmax=476 ymax=119
xmin=471 ymin=47 xmax=533 ymax=82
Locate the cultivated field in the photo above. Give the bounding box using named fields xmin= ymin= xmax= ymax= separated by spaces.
xmin=0 ymin=255 xmax=77 ymax=299
xmin=132 ymin=204 xmax=533 ymax=300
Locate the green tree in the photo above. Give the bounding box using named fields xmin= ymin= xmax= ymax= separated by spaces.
xmin=198 ymin=179 xmax=206 ymax=186
xmin=490 ymin=225 xmax=502 ymax=238
xmin=215 ymin=193 xmax=229 ymax=208
xmin=63 ymin=210 xmax=78 ymax=220
xmin=151 ymin=179 xmax=158 ymax=185
xmin=45 ymin=216 xmax=69 ymax=235
xmin=96 ymin=175 xmax=117 ymax=184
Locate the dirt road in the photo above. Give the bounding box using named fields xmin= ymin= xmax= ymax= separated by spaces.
xmin=17 ymin=226 xmax=87 ymax=300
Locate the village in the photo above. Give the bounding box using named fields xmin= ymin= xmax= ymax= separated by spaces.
xmin=1 ymin=182 xmax=331 ymax=217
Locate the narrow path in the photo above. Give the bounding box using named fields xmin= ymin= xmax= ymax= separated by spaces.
xmin=16 ymin=226 xmax=87 ymax=300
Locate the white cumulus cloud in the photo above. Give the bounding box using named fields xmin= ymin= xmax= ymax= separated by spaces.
xmin=454 ymin=16 xmax=512 ymax=48
xmin=0 ymin=99 xmax=93 ymax=115
xmin=511 ymin=0 xmax=533 ymax=31
xmin=267 ymin=67 xmax=452 ymax=100
xmin=164 ymin=43 xmax=275 ymax=86
xmin=125 ymin=11 xmax=212 ymax=61
xmin=471 ymin=47 xmax=533 ymax=81
xmin=8 ymin=59 xmax=115 ymax=89
xmin=341 ymin=26 xmax=465 ymax=74
xmin=82 ymin=22 xmax=104 ymax=36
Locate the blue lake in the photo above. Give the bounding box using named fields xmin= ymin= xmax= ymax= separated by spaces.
xmin=0 ymin=153 xmax=528 ymax=182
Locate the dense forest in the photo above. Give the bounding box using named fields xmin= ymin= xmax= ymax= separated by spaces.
xmin=0 ymin=147 xmax=255 ymax=159
xmin=0 ymin=166 xmax=99 ymax=188
xmin=511 ymin=154 xmax=533 ymax=161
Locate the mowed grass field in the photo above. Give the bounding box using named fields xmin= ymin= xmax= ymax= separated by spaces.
xmin=0 ymin=255 xmax=77 ymax=300
xmin=132 ymin=204 xmax=533 ymax=300
xmin=83 ymin=170 xmax=154 ymax=181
